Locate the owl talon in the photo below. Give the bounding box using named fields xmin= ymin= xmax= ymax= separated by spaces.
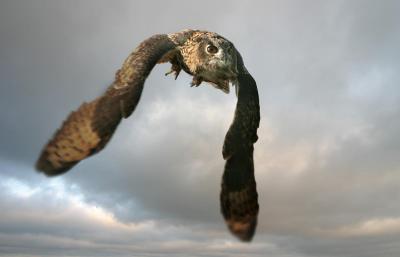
xmin=165 ymin=64 xmax=181 ymax=80
xmin=190 ymin=76 xmax=203 ymax=87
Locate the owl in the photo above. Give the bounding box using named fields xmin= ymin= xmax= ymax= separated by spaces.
xmin=36 ymin=29 xmax=260 ymax=242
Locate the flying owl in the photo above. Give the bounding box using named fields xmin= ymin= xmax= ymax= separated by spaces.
xmin=36 ymin=29 xmax=260 ymax=241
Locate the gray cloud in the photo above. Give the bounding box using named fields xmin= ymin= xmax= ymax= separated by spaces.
xmin=1 ymin=0 xmax=400 ymax=256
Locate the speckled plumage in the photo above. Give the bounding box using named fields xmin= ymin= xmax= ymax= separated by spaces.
xmin=36 ymin=29 xmax=260 ymax=242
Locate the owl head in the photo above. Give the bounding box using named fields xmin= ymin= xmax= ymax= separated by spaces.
xmin=175 ymin=30 xmax=239 ymax=93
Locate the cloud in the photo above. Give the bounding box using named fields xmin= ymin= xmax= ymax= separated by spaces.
xmin=1 ymin=0 xmax=400 ymax=256
xmin=319 ymin=217 xmax=400 ymax=237
xmin=0 ymin=168 xmax=293 ymax=257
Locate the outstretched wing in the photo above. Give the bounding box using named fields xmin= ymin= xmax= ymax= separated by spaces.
xmin=220 ymin=53 xmax=260 ymax=241
xmin=36 ymin=34 xmax=179 ymax=176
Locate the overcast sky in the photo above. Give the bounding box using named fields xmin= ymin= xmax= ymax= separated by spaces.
xmin=1 ymin=0 xmax=400 ymax=256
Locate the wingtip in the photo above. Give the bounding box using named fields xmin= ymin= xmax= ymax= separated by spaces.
xmin=225 ymin=216 xmax=258 ymax=242
xmin=35 ymin=156 xmax=76 ymax=177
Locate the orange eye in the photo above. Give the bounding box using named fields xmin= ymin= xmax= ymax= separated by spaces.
xmin=206 ymin=44 xmax=218 ymax=54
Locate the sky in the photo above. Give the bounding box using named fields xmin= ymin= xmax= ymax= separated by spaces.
xmin=1 ymin=0 xmax=400 ymax=256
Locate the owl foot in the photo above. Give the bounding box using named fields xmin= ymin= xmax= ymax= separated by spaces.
xmin=165 ymin=63 xmax=181 ymax=80
xmin=190 ymin=76 xmax=203 ymax=87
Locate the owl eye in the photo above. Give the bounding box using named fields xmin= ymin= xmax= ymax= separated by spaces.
xmin=206 ymin=44 xmax=218 ymax=54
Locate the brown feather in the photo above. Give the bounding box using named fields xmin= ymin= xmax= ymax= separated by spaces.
xmin=36 ymin=34 xmax=179 ymax=176
xmin=220 ymin=61 xmax=260 ymax=241
xmin=36 ymin=29 xmax=261 ymax=242
xmin=36 ymin=99 xmax=101 ymax=175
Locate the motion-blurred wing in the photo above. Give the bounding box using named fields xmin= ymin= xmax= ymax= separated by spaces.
xmin=220 ymin=54 xmax=260 ymax=241
xmin=36 ymin=34 xmax=178 ymax=176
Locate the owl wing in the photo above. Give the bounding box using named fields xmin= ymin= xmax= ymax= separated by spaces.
xmin=220 ymin=53 xmax=260 ymax=241
xmin=36 ymin=34 xmax=181 ymax=176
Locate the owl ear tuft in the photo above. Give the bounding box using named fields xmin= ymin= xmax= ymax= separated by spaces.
xmin=167 ymin=29 xmax=200 ymax=45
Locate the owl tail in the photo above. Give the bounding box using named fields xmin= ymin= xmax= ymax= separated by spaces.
xmin=220 ymin=147 xmax=259 ymax=241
